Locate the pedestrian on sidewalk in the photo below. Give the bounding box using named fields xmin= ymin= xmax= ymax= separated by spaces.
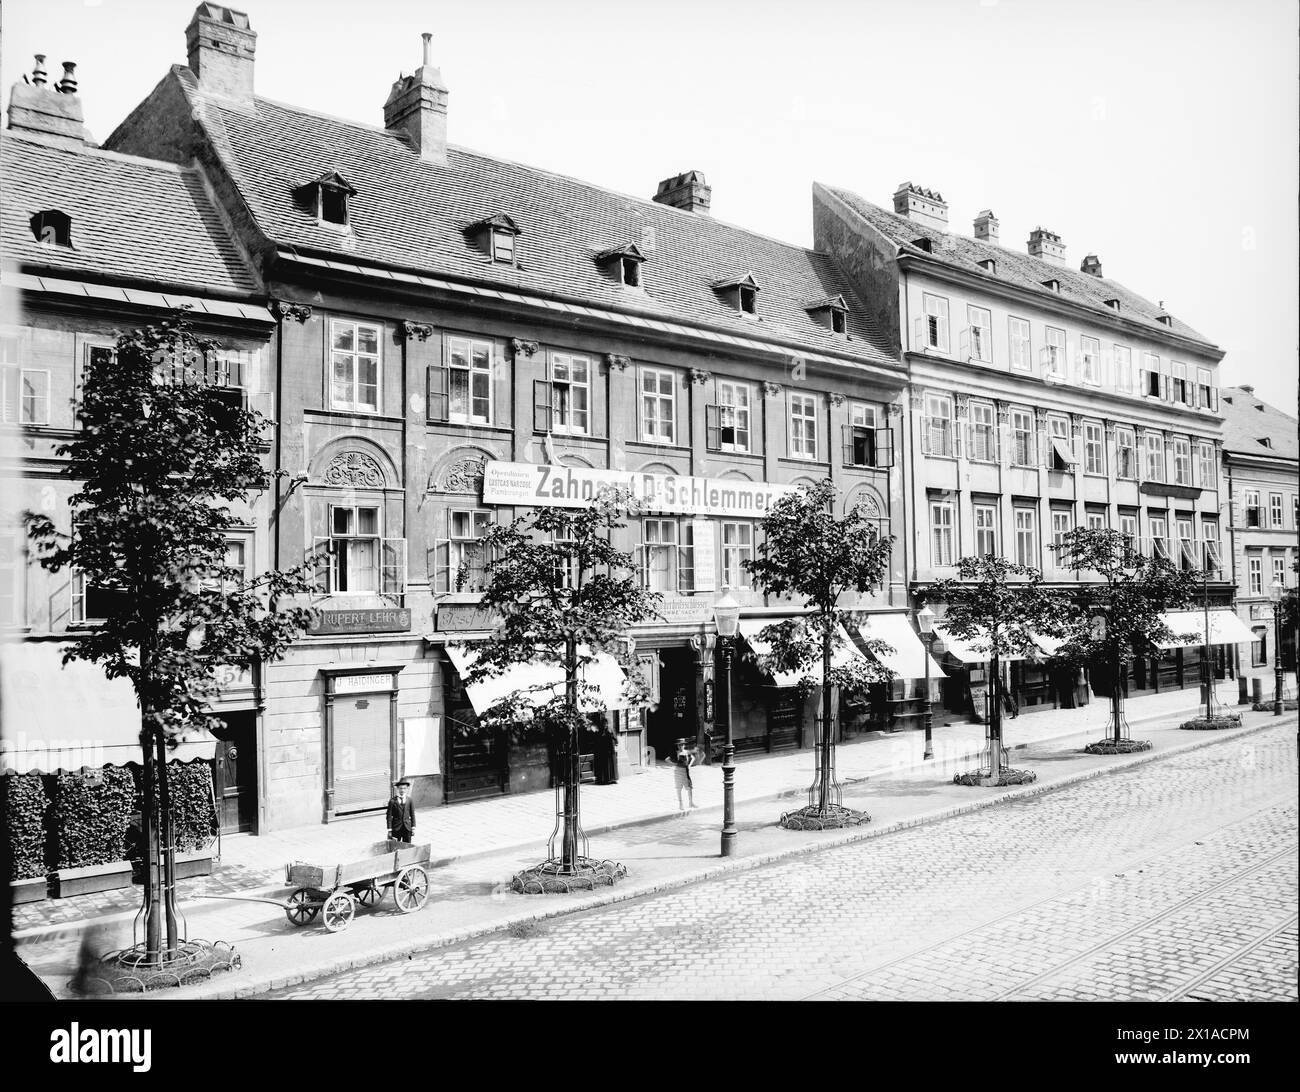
xmin=593 ymin=719 xmax=619 ymax=785
xmin=668 ymin=738 xmax=699 ymax=812
xmin=386 ymin=778 xmax=416 ymax=845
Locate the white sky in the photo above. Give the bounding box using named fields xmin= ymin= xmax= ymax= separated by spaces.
xmin=4 ymin=0 xmax=1297 ymax=416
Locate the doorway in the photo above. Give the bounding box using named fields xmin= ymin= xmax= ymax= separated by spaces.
xmin=645 ymin=646 xmax=697 ymax=762
xmin=211 ymin=712 xmax=257 ymax=834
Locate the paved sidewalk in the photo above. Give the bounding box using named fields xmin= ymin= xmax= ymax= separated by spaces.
xmin=15 ymin=686 xmax=1292 ymax=1000
xmin=11 ymin=679 xmax=1242 ymax=936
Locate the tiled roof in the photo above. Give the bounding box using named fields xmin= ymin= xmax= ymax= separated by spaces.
xmin=1219 ymin=387 xmax=1299 ymax=461
xmin=0 ymin=131 xmax=260 ymax=298
xmin=173 ymin=70 xmax=895 ymax=368
xmin=818 ymin=183 xmax=1218 ymax=349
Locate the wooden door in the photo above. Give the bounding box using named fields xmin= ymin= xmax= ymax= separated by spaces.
xmin=212 ymin=714 xmax=257 ymax=834
xmin=332 ymin=694 xmax=393 ymax=813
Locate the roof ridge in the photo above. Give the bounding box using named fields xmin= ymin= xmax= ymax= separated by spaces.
xmin=1 ymin=130 xmax=192 ymax=175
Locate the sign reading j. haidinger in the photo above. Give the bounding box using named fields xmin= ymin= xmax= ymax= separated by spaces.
xmin=482 ymin=461 xmax=793 ymax=517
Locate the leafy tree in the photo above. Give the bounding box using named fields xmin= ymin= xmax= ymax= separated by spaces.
xmin=464 ymin=492 xmax=659 ymax=881
xmin=925 ymin=555 xmax=1065 ymax=780
xmin=744 ymin=479 xmax=895 ymax=821
xmin=25 ymin=312 xmax=318 ymax=963
xmin=1050 ymin=528 xmax=1204 ymax=740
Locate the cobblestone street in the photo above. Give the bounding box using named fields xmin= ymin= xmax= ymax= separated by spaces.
xmin=270 ymin=724 xmax=1298 ymax=1001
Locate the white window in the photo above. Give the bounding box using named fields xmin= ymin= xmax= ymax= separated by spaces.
xmin=921 ymin=293 xmax=950 ymax=353
xmin=70 ymin=518 xmax=117 ymax=625
xmin=1116 ymin=427 xmax=1137 ymax=480
xmin=1119 ymin=512 xmax=1138 ymax=552
xmin=327 ymin=505 xmax=381 ymax=593
xmin=715 ymin=381 xmax=752 ymax=453
xmin=969 ymin=402 xmax=996 ymax=462
xmin=1198 ymin=443 xmax=1216 ymax=490
xmin=0 ymin=529 xmax=20 ymax=626
xmin=640 ymin=368 xmax=676 ymax=444
xmin=1270 ymin=493 xmax=1284 ymax=529
xmin=549 ymin=353 xmax=590 ymax=435
xmin=1196 ymin=367 xmax=1216 ymax=410
xmin=930 ymin=501 xmax=955 ymax=567
xmin=1142 ymin=353 xmax=1162 ymax=398
xmin=1113 ymin=345 xmax=1132 ymax=393
xmin=845 ymin=402 xmax=882 ymax=467
xmin=1171 ymin=361 xmax=1190 ymax=405
xmin=642 ymin=519 xmax=693 ymax=592
xmin=789 ymin=393 xmax=818 ymax=460
xmin=329 ymin=320 xmax=381 ymax=413
xmin=1252 ymin=626 xmax=1267 ymax=666
xmin=1014 ymin=508 xmax=1037 ymax=568
xmin=1084 ymin=421 xmax=1105 ymax=475
xmin=974 ymin=503 xmax=998 ymax=557
xmin=923 ymin=393 xmax=954 ymax=458
xmin=1175 ymin=517 xmax=1196 ymax=568
xmin=1274 ymin=556 xmax=1287 ymax=591
xmin=1043 ymin=327 xmax=1066 ymax=377
xmin=491 ymin=228 xmax=515 ymax=264
xmin=1009 ymin=317 xmax=1031 ymax=371
xmin=202 ymin=538 xmax=249 ymax=593
xmin=446 ymin=337 xmax=493 ymax=424
xmin=1047 ymin=415 xmax=1075 ymax=471
xmin=1011 ymin=408 xmax=1035 ymax=467
xmin=965 ymin=305 xmax=992 ymax=362
xmin=1173 ymin=438 xmax=1192 ymax=486
xmin=1080 ymin=337 xmax=1100 ymax=385
xmin=1249 ymin=554 xmax=1262 ymax=595
xmin=1051 ymin=509 xmax=1073 ymax=570
xmin=0 ymin=335 xmax=50 ymax=425
xmin=1087 ymin=510 xmax=1107 ymax=531
xmin=1202 ymin=519 xmax=1221 ymax=569
xmin=721 ymin=521 xmax=753 ymax=589
xmin=1144 ymin=432 xmax=1165 ymax=482
xmin=433 ymin=510 xmax=491 ymax=593
xmin=1244 ymin=489 xmax=1261 ymax=528
xmin=1149 ymin=515 xmax=1169 ymax=560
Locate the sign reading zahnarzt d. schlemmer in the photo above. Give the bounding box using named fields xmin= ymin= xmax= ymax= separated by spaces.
xmin=482 ymin=461 xmax=793 ymax=517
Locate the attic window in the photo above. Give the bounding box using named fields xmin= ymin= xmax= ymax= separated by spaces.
xmin=1156 ymin=314 xmax=1173 ymax=326
xmin=465 ymin=214 xmax=521 ymax=265
xmin=491 ymin=229 xmax=515 ymax=264
xmin=806 ymin=295 xmax=849 ymax=336
xmin=1259 ymin=437 xmax=1272 ymax=448
xmin=296 ymin=171 xmax=357 ymax=228
xmin=912 ymin=238 xmax=933 ymax=254
xmin=978 ymin=258 xmax=996 ymax=274
xmin=321 ymin=187 xmax=347 ymax=225
xmin=596 ymin=244 xmax=646 ymax=288
xmin=1104 ymin=298 xmax=1121 ymax=311
xmin=739 ymin=285 xmax=757 ymax=314
xmin=831 ymin=309 xmax=846 ymax=334
xmin=31 ymin=209 xmax=72 ymax=247
xmin=714 ymin=274 xmax=761 ymax=316
xmin=1041 ymin=278 xmax=1060 ymax=293
xmin=621 ymin=257 xmax=641 ymax=288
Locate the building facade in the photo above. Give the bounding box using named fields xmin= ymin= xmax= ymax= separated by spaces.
xmin=813 ymin=181 xmax=1235 ymax=717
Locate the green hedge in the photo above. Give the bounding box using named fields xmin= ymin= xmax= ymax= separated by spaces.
xmin=164 ymin=761 xmax=218 ymax=853
xmin=50 ymin=767 xmax=135 ymax=870
xmin=4 ymin=773 xmax=50 ymax=880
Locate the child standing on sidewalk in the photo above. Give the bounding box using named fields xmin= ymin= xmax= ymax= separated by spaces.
xmin=668 ymin=739 xmax=699 ymax=812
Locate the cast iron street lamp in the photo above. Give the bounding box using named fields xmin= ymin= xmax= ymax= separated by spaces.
xmin=918 ymin=604 xmax=936 ymax=761
xmin=1270 ymin=581 xmax=1286 ymax=716
xmin=714 ymin=590 xmax=741 ymax=856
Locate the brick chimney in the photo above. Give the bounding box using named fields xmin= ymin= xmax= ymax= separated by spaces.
xmin=653 ymin=171 xmax=711 ymax=214
xmin=892 ymin=182 xmax=948 ymax=230
xmin=384 ymin=33 xmax=449 ymax=165
xmin=7 ymin=55 xmax=91 ymax=146
xmin=186 ymin=4 xmax=256 ymax=101
xmin=1028 ymin=226 xmax=1065 ymax=265
xmin=1080 ymin=253 xmax=1103 ymax=277
xmin=973 ymin=209 xmax=999 ymax=245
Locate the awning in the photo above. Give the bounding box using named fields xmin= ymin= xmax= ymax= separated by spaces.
xmin=856 ymin=613 xmax=946 ymax=680
xmin=0 ymin=641 xmax=217 ymax=773
xmin=738 ymin=617 xmax=862 ymax=687
xmin=1156 ymin=609 xmax=1259 ymax=650
xmin=932 ymin=624 xmax=1034 ymax=664
xmin=1051 ymin=437 xmax=1077 ymax=467
xmin=1032 ymin=633 xmax=1066 ymax=658
xmin=444 ymin=644 xmax=629 ymax=715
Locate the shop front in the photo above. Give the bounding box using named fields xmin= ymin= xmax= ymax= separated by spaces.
xmin=321 ymin=664 xmax=405 ymax=820
xmin=930 ymin=624 xmax=1072 ymax=721
xmin=1142 ymin=608 xmax=1254 ymax=695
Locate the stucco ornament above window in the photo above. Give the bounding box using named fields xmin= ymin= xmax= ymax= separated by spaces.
xmin=324 ymin=450 xmax=386 ymax=489
xmin=441 ymin=456 xmax=487 ymax=494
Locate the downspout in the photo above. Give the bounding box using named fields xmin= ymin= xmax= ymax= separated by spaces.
xmin=1225 ymin=454 xmax=1238 ymax=681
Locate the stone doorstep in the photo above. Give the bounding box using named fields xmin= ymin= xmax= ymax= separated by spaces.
xmin=160 ymin=715 xmax=1286 ymax=1001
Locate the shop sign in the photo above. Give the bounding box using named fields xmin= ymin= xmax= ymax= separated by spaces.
xmin=691 ymin=519 xmax=716 ymax=592
xmin=482 ymin=460 xmax=793 ymax=518
xmin=334 ymin=673 xmax=395 ymax=695
xmin=308 ymin=608 xmax=411 ymax=635
xmin=648 ymin=596 xmax=716 ymax=626
xmin=436 ymin=604 xmax=499 ymax=632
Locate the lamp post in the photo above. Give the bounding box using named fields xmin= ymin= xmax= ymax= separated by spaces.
xmin=1270 ymin=581 xmax=1285 ymax=716
xmin=713 ymin=590 xmax=741 ymax=856
xmin=918 ymin=604 xmax=936 ymax=761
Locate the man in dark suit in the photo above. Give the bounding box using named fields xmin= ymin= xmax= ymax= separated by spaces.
xmin=386 ymin=778 xmax=416 ymax=844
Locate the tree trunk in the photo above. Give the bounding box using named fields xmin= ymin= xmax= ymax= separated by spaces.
xmin=988 ymin=649 xmax=1002 ymax=778
xmin=562 ymin=634 xmax=579 ymax=870
xmin=819 ymin=616 xmax=833 ymax=814
xmin=155 ymin=729 xmax=179 ymax=957
xmin=138 ymin=724 xmax=161 ymax=966
xmin=1112 ymin=653 xmax=1124 ymax=743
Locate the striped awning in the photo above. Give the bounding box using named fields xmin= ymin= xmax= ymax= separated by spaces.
xmin=1156 ymin=609 xmax=1259 ymax=650
xmin=445 ymin=644 xmax=629 ymax=714
xmin=738 ymin=617 xmax=862 ymax=687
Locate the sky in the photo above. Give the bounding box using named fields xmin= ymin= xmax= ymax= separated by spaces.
xmin=3 ymin=0 xmax=1297 ymax=416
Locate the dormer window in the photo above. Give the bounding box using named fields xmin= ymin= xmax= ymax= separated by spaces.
xmin=805 ymin=294 xmax=849 ymax=336
xmin=621 ymin=257 xmax=641 ymax=288
xmin=739 ymin=285 xmax=757 ymax=314
xmin=713 ymin=274 xmax=761 ymax=317
xmin=1156 ymin=314 xmax=1173 ymax=326
xmin=978 ymin=258 xmax=996 ymax=274
xmin=464 ymin=213 xmax=521 ymax=265
xmin=595 ymin=243 xmax=646 ymax=288
xmin=1041 ymin=278 xmax=1060 ymax=293
xmin=1104 ymin=298 xmax=1121 ymax=311
xmin=31 ymin=209 xmax=72 ymax=247
xmin=295 ymin=171 xmax=357 ymax=228
xmin=911 ymin=237 xmax=933 ymax=254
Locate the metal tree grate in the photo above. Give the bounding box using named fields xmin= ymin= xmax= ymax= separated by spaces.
xmin=779 ymin=717 xmax=869 ymax=830
xmin=74 ymin=939 xmax=241 ymax=994
xmin=1085 ymin=685 xmax=1152 ymax=754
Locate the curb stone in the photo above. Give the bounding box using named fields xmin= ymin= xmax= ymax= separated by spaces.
xmin=157 ymin=714 xmax=1284 ymax=1000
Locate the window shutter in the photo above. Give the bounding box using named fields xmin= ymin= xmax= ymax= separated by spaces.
xmin=311 ymin=537 xmax=332 ymax=594
xmin=937 ymin=317 xmax=949 ymax=351
xmin=874 ymin=427 xmax=893 ymax=469
xmin=913 ymin=317 xmax=927 ymax=350
xmin=381 ymin=538 xmax=407 ymax=599
xmin=1159 ymin=369 xmax=1170 ymax=401
xmin=639 ymin=543 xmax=651 ymax=588
xmin=427 ymin=365 xmax=449 ymax=422
xmin=842 ymin=423 xmax=856 ymax=466
xmin=22 ymin=370 xmax=50 ymax=425
xmin=1210 ymin=387 xmax=1219 ymax=412
xmin=533 ymin=378 xmax=552 ymax=434
xmin=706 ymin=403 xmax=721 ymax=452
xmin=678 ymin=543 xmax=695 ymax=593
xmin=958 ymin=328 xmax=971 ymax=360
xmin=430 ymin=539 xmax=451 ymax=594
xmin=1137 ymin=365 xmax=1148 ymax=397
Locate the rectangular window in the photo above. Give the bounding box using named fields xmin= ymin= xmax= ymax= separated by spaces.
xmin=921 ymin=293 xmax=950 ymax=353
xmin=969 ymin=402 xmax=997 ymax=462
xmin=1274 ymin=556 xmax=1287 ymax=592
xmin=715 ymin=381 xmax=752 ymax=453
xmin=721 ymin=521 xmax=753 ymax=589
xmin=445 ymin=337 xmax=493 ymax=424
xmin=0 ymin=529 xmax=20 ymax=626
xmin=640 ymin=368 xmax=676 ymax=444
xmin=1080 ymin=337 xmax=1100 ymax=384
xmin=70 ymin=519 xmax=120 ymax=624
xmin=1198 ymin=443 xmax=1215 ymax=490
xmin=1048 ymin=415 xmax=1075 ymax=471
xmin=843 ymin=402 xmax=881 ymax=467
xmin=1014 ymin=508 xmax=1037 ymax=568
xmin=1043 ymin=327 xmax=1065 ymax=377
xmin=491 ymin=229 xmax=515 ymax=264
xmin=1142 ymin=353 xmax=1162 ymax=398
xmin=789 ymin=393 xmax=818 ymax=460
xmin=449 ymin=510 xmax=490 ymax=592
xmin=930 ymin=500 xmax=955 ymax=567
xmin=1086 ymin=509 xmax=1107 ymax=531
xmin=1171 ymin=361 xmax=1190 ymax=406
xmin=1173 ymin=438 xmax=1192 ymax=486
xmin=923 ymin=393 xmax=954 ymax=458
xmin=1114 ymin=345 xmax=1132 ymax=393
xmin=1144 ymin=433 xmax=1165 ymax=482
xmin=1119 ymin=512 xmax=1138 ymax=552
xmin=1011 ymin=408 xmax=1035 ymax=467
xmin=1252 ymin=626 xmax=1268 ymax=667
xmin=974 ymin=503 xmax=998 ymax=557
xmin=964 ymin=305 xmax=992 ymax=362
xmin=330 ymin=320 xmax=381 ymax=413
xmin=1149 ymin=515 xmax=1169 ymax=561
xmin=642 ymin=519 xmax=693 ymax=592
xmin=1051 ymin=509 xmax=1073 ymax=568
xmin=1116 ymin=428 xmax=1137 ymax=480
xmin=1084 ymin=421 xmax=1105 ymax=475
xmin=327 ymin=505 xmax=381 ymax=593
xmin=1196 ymin=367 xmax=1216 ymax=410
xmin=1009 ymin=317 xmax=1031 ymax=371
xmin=1175 ymin=517 xmax=1196 ymax=569
xmin=1 ymin=338 xmax=51 ymax=425
xmin=1270 ymin=493 xmax=1284 ymax=528
xmin=1249 ymin=555 xmax=1262 ymax=595
xmin=1244 ymin=489 xmax=1261 ymax=528
xmin=548 ymin=353 xmax=590 ymax=435
xmin=1202 ymin=519 xmax=1221 ymax=570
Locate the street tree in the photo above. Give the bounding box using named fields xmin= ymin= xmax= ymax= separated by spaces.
xmin=1050 ymin=527 xmax=1203 ymax=747
xmin=926 ymin=555 xmax=1065 ymax=785
xmin=744 ymin=479 xmax=896 ymax=829
xmin=25 ymin=312 xmax=319 ymax=969
xmin=464 ymin=492 xmax=659 ymax=892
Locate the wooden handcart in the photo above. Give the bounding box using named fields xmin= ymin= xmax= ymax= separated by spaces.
xmin=283 ymin=840 xmax=431 ymax=932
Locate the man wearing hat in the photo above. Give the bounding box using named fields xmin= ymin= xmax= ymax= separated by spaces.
xmin=386 ymin=778 xmax=416 ymax=844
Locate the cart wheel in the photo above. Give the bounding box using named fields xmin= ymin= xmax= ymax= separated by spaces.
xmin=322 ymin=890 xmax=356 ymax=932
xmin=393 ymin=866 xmax=429 ymax=913
xmin=356 ymin=883 xmax=382 ymax=908
xmin=285 ymin=888 xmax=319 ymax=926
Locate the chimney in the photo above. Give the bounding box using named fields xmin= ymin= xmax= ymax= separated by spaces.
xmin=973 ymin=209 xmax=999 ymax=245
xmin=1080 ymin=253 xmax=1103 ymax=277
xmin=6 ymin=53 xmax=92 ymax=146
xmin=1028 ymin=226 xmax=1065 ymax=265
xmin=186 ymin=4 xmax=256 ymax=101
xmin=892 ymin=182 xmax=948 ymax=230
xmin=653 ymin=171 xmax=711 ymax=214
xmin=384 ymin=33 xmax=449 ymax=165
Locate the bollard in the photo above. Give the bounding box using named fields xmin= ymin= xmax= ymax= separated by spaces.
xmin=1238 ymin=675 xmax=1249 ymax=705
xmin=1251 ymin=676 xmax=1264 ymax=704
